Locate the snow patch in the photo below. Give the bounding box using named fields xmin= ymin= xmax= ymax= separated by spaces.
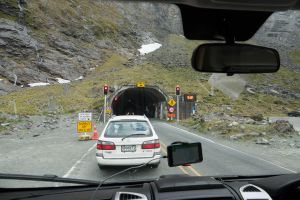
xmin=138 ymin=43 xmax=162 ymax=55
xmin=28 ymin=82 xmax=50 ymax=87
xmin=89 ymin=67 xmax=95 ymax=71
xmin=56 ymin=78 xmax=70 ymax=84
xmin=75 ymin=76 xmax=83 ymax=80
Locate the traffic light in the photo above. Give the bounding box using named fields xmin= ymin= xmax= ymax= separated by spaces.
xmin=176 ymin=85 xmax=180 ymax=96
xmin=103 ymin=84 xmax=109 ymax=95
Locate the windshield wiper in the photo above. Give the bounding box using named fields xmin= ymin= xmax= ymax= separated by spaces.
xmin=121 ymin=133 xmax=146 ymax=141
xmin=0 ymin=173 xmax=99 ymax=186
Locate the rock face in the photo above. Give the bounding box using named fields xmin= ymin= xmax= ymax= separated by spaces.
xmin=113 ymin=2 xmax=182 ymax=41
xmin=0 ymin=0 xmax=183 ymax=91
xmin=254 ymin=10 xmax=300 ymax=71
xmin=0 ymin=19 xmax=38 ymax=56
xmin=0 ymin=19 xmax=107 ymax=85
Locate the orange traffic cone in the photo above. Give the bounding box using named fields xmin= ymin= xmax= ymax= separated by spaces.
xmin=92 ymin=124 xmax=99 ymax=140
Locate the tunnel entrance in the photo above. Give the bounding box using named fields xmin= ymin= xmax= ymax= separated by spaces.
xmin=111 ymin=87 xmax=167 ymax=118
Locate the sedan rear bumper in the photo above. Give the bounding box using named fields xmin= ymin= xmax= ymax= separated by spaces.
xmin=96 ymin=155 xmax=161 ymax=166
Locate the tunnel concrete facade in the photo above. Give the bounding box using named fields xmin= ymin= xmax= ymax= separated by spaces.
xmin=110 ymin=85 xmax=168 ymax=118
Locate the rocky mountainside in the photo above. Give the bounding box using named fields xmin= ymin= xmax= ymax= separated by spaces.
xmin=254 ymin=10 xmax=300 ymax=71
xmin=0 ymin=0 xmax=181 ymax=92
xmin=0 ymin=0 xmax=299 ymax=106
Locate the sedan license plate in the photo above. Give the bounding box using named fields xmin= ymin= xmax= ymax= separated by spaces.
xmin=121 ymin=145 xmax=136 ymax=152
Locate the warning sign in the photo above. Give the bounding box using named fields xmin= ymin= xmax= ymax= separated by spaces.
xmin=136 ymin=82 xmax=145 ymax=88
xmin=78 ymin=112 xmax=92 ymax=121
xmin=77 ymin=121 xmax=92 ymax=133
xmin=167 ymin=113 xmax=176 ymax=118
xmin=168 ymin=107 xmax=175 ymax=113
xmin=168 ymin=99 xmax=176 ymax=107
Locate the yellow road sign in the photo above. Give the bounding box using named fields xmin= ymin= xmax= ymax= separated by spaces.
xmin=77 ymin=121 xmax=92 ymax=133
xmin=136 ymin=81 xmax=145 ymax=88
xmin=106 ymin=109 xmax=112 ymax=114
xmin=168 ymin=99 xmax=176 ymax=107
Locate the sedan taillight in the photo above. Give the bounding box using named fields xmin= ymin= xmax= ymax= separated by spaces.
xmin=97 ymin=140 xmax=116 ymax=150
xmin=142 ymin=139 xmax=160 ymax=149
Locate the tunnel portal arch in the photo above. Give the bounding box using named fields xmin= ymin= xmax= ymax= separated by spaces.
xmin=111 ymin=85 xmax=168 ymax=118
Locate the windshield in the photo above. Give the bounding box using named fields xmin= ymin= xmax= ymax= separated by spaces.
xmin=104 ymin=121 xmax=152 ymax=137
xmin=0 ymin=0 xmax=299 ymax=188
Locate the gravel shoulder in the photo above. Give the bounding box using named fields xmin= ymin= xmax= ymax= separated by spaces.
xmin=0 ymin=114 xmax=103 ymax=185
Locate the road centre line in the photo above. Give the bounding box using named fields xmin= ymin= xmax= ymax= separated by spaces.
xmin=178 ymin=166 xmax=189 ymax=175
xmin=160 ymin=141 xmax=202 ymax=176
xmin=188 ymin=166 xmax=202 ymax=176
xmin=63 ymin=143 xmax=97 ymax=178
xmin=163 ymin=123 xmax=297 ymax=173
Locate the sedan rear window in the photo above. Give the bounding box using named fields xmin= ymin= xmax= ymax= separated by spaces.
xmin=104 ymin=121 xmax=152 ymax=138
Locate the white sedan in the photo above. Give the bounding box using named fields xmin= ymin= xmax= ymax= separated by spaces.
xmin=96 ymin=115 xmax=161 ymax=169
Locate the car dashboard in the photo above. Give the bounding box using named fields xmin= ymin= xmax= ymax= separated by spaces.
xmin=2 ymin=174 xmax=300 ymax=200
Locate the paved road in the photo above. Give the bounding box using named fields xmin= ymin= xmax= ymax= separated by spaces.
xmin=0 ymin=120 xmax=297 ymax=188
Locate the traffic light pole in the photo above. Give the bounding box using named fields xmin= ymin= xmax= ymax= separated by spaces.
xmin=104 ymin=95 xmax=107 ymax=123
xmin=177 ymin=95 xmax=179 ymax=122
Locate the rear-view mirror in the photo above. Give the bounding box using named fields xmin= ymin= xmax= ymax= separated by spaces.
xmin=192 ymin=43 xmax=280 ymax=74
xmin=167 ymin=142 xmax=203 ymax=167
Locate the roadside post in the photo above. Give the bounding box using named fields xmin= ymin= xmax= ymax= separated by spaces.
xmin=103 ymin=84 xmax=109 ymax=123
xmin=183 ymin=93 xmax=197 ymax=119
xmin=176 ymin=85 xmax=180 ymax=122
xmin=167 ymin=98 xmax=176 ymax=121
xmin=77 ymin=112 xmax=92 ymax=141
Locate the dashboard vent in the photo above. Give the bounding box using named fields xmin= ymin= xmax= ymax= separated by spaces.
xmin=243 ymin=185 xmax=261 ymax=192
xmin=239 ymin=184 xmax=272 ymax=200
xmin=114 ymin=192 xmax=148 ymax=200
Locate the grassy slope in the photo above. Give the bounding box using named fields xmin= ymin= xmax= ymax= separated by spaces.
xmin=1 ymin=50 xmax=299 ymax=116
xmin=24 ymin=0 xmax=123 ymax=39
xmin=290 ymin=51 xmax=300 ymax=66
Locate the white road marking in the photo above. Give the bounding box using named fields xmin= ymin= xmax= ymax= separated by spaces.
xmin=163 ymin=123 xmax=297 ymax=173
xmin=63 ymin=143 xmax=97 ymax=178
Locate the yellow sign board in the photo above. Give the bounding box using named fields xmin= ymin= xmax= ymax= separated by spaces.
xmin=106 ymin=109 xmax=112 ymax=114
xmin=136 ymin=81 xmax=145 ymax=88
xmin=168 ymin=99 xmax=176 ymax=107
xmin=77 ymin=121 xmax=92 ymax=133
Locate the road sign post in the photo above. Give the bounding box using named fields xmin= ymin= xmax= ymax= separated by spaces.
xmin=176 ymin=85 xmax=180 ymax=122
xmin=177 ymin=95 xmax=179 ymax=122
xmin=104 ymin=95 xmax=107 ymax=123
xmin=103 ymin=84 xmax=109 ymax=123
xmin=77 ymin=112 xmax=93 ymax=141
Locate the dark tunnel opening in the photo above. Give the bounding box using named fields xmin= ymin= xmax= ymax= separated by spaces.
xmin=111 ymin=87 xmax=166 ymax=118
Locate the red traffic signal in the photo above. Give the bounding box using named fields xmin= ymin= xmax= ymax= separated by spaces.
xmin=103 ymin=84 xmax=109 ymax=95
xmin=176 ymin=85 xmax=180 ymax=96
